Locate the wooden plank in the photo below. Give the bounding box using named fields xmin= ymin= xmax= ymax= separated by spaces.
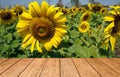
xmin=0 ymin=58 xmax=8 ymax=64
xmin=110 ymin=58 xmax=120 ymax=64
xmin=86 ymin=58 xmax=120 ymax=77
xmin=99 ymin=58 xmax=120 ymax=74
xmin=19 ymin=58 xmax=46 ymax=77
xmin=73 ymin=58 xmax=100 ymax=77
xmin=60 ymin=58 xmax=80 ymax=77
xmin=0 ymin=58 xmax=33 ymax=77
xmin=40 ymin=58 xmax=60 ymax=77
xmin=0 ymin=58 xmax=20 ymax=75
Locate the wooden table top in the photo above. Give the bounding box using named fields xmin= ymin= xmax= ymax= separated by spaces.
xmin=0 ymin=58 xmax=120 ymax=77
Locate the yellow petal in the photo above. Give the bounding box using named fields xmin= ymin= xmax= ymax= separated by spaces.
xmin=17 ymin=20 xmax=30 ymax=36
xmin=16 ymin=20 xmax=29 ymax=32
xmin=41 ymin=1 xmax=49 ymax=16
xmin=110 ymin=36 xmax=116 ymax=51
xmin=51 ymin=37 xmax=58 ymax=48
xmin=29 ymin=1 xmax=41 ymax=17
xmin=55 ymin=28 xmax=67 ymax=34
xmin=104 ymin=15 xmax=114 ymax=21
xmin=54 ymin=12 xmax=63 ymax=19
xmin=44 ymin=42 xmax=52 ymax=51
xmin=55 ymin=17 xmax=66 ymax=23
xmin=56 ymin=25 xmax=67 ymax=28
xmin=47 ymin=5 xmax=55 ymax=17
xmin=20 ymin=12 xmax=33 ymax=19
xmin=104 ymin=22 xmax=114 ymax=32
xmin=54 ymin=34 xmax=62 ymax=44
xmin=18 ymin=28 xmax=30 ymax=37
xmin=31 ymin=39 xmax=36 ymax=53
xmin=22 ymin=36 xmax=35 ymax=48
xmin=108 ymin=10 xmax=117 ymax=15
xmin=22 ymin=34 xmax=31 ymax=43
xmin=36 ymin=40 xmax=42 ymax=53
xmin=105 ymin=34 xmax=111 ymax=39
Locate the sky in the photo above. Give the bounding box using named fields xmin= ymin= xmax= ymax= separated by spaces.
xmin=0 ymin=0 xmax=120 ymax=8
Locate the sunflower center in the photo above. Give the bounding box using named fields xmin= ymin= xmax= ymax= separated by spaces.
xmin=14 ymin=6 xmax=23 ymax=15
xmin=81 ymin=24 xmax=87 ymax=30
xmin=29 ymin=17 xmax=55 ymax=42
xmin=93 ymin=5 xmax=101 ymax=12
xmin=0 ymin=11 xmax=12 ymax=20
xmin=83 ymin=14 xmax=89 ymax=21
xmin=112 ymin=15 xmax=120 ymax=34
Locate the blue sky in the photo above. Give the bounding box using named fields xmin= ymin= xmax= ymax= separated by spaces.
xmin=0 ymin=0 xmax=120 ymax=8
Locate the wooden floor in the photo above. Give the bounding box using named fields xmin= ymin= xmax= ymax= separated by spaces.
xmin=0 ymin=58 xmax=120 ymax=77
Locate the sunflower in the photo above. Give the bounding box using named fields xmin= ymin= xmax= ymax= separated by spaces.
xmin=61 ymin=8 xmax=68 ymax=14
xmin=70 ymin=6 xmax=78 ymax=12
xmin=0 ymin=9 xmax=16 ymax=24
xmin=100 ymin=7 xmax=108 ymax=14
xmin=78 ymin=21 xmax=90 ymax=33
xmin=80 ymin=11 xmax=91 ymax=21
xmin=16 ymin=1 xmax=67 ymax=52
xmin=104 ymin=8 xmax=120 ymax=51
xmin=70 ymin=13 xmax=75 ymax=18
xmin=88 ymin=3 xmax=103 ymax=13
xmin=12 ymin=4 xmax=26 ymax=16
xmin=78 ymin=7 xmax=86 ymax=13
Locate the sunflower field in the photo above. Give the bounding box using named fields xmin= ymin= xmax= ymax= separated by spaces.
xmin=0 ymin=1 xmax=120 ymax=58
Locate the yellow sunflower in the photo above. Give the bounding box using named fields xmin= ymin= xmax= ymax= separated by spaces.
xmin=80 ymin=11 xmax=91 ymax=21
xmin=78 ymin=21 xmax=90 ymax=33
xmin=78 ymin=7 xmax=86 ymax=13
xmin=104 ymin=8 xmax=120 ymax=51
xmin=88 ymin=3 xmax=103 ymax=13
xmin=16 ymin=1 xmax=67 ymax=53
xmin=12 ymin=4 xmax=26 ymax=16
xmin=69 ymin=6 xmax=78 ymax=12
xmin=100 ymin=7 xmax=108 ymax=14
xmin=0 ymin=9 xmax=16 ymax=24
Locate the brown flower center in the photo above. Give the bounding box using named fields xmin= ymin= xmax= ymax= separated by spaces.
xmin=0 ymin=10 xmax=12 ymax=20
xmin=83 ymin=14 xmax=89 ymax=21
xmin=14 ymin=6 xmax=23 ymax=16
xmin=92 ymin=5 xmax=102 ymax=12
xmin=81 ymin=24 xmax=87 ymax=30
xmin=29 ymin=17 xmax=55 ymax=42
xmin=112 ymin=15 xmax=120 ymax=34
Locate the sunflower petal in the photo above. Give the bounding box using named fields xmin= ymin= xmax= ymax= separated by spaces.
xmin=51 ymin=37 xmax=58 ymax=48
xmin=54 ymin=34 xmax=62 ymax=44
xmin=104 ymin=16 xmax=114 ymax=21
xmin=54 ymin=12 xmax=63 ymax=19
xmin=36 ymin=40 xmax=42 ymax=53
xmin=44 ymin=42 xmax=52 ymax=51
xmin=20 ymin=12 xmax=33 ymax=19
xmin=22 ymin=36 xmax=35 ymax=48
xmin=29 ymin=1 xmax=41 ymax=17
xmin=55 ymin=28 xmax=67 ymax=34
xmin=110 ymin=36 xmax=116 ymax=51
xmin=46 ymin=5 xmax=55 ymax=17
xmin=104 ymin=22 xmax=114 ymax=32
xmin=55 ymin=17 xmax=66 ymax=23
xmin=108 ymin=10 xmax=117 ymax=15
xmin=31 ymin=39 xmax=36 ymax=53
xmin=16 ymin=20 xmax=29 ymax=32
xmin=22 ymin=34 xmax=31 ymax=43
xmin=41 ymin=1 xmax=49 ymax=16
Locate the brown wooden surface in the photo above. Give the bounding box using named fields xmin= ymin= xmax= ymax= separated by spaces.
xmin=0 ymin=58 xmax=120 ymax=77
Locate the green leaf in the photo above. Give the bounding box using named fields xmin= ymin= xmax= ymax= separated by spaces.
xmin=70 ymin=30 xmax=80 ymax=38
xmin=4 ymin=33 xmax=12 ymax=43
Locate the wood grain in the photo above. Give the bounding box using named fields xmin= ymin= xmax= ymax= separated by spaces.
xmin=0 ymin=58 xmax=120 ymax=77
